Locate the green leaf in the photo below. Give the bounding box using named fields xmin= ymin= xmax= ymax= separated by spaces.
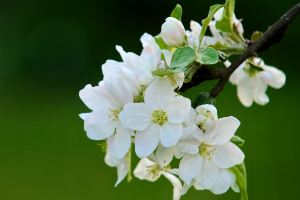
xmin=251 ymin=31 xmax=264 ymax=41
xmin=198 ymin=4 xmax=225 ymax=49
xmin=231 ymin=162 xmax=248 ymax=200
xmin=196 ymin=47 xmax=219 ymax=65
xmin=192 ymin=92 xmax=216 ymax=109
xmin=154 ymin=35 xmax=170 ymax=50
xmin=170 ymin=4 xmax=182 ymax=21
xmin=215 ymin=0 xmax=235 ymax=33
xmin=230 ymin=135 xmax=245 ymax=147
xmin=169 ymin=46 xmax=195 ymax=71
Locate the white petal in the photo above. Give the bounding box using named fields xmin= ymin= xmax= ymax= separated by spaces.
xmin=115 ymin=158 xmax=129 ymax=187
xmin=79 ymin=84 xmax=111 ymax=110
xmin=194 ymin=159 xmax=219 ymax=189
xmin=122 ymin=103 xmax=152 ymax=131
xmin=190 ymin=20 xmax=201 ymax=37
xmin=115 ymin=123 xmax=132 ymax=159
xmin=179 ymin=154 xmax=203 ymax=185
xmin=228 ymin=169 xmax=240 ymax=193
xmin=166 ymin=96 xmax=191 ymax=123
xmin=260 ymin=65 xmax=286 ymax=89
xmin=84 ymin=109 xmax=117 ymax=140
xmin=144 ymin=78 xmax=174 ymax=110
xmin=206 ymin=117 xmax=241 ymax=146
xmin=177 ymin=125 xmax=203 ymax=154
xmin=185 ymin=107 xmax=197 ymax=127
xmin=104 ymin=72 xmax=133 ymax=107
xmin=107 ymin=134 xmax=116 ymax=157
xmin=174 ymin=72 xmax=184 ymax=89
xmin=162 ymin=171 xmax=182 ymax=189
xmin=161 ymin=49 xmax=173 ymax=67
xmin=133 ymin=158 xmax=160 ymax=182
xmin=236 ymin=73 xmax=256 ymax=107
xmin=210 ymin=168 xmax=230 ymax=194
xmin=79 ymin=113 xmax=89 ymax=120
xmin=173 ymin=185 xmax=182 ymax=200
xmin=212 ymin=142 xmax=245 ymax=168
xmin=181 ymin=179 xmax=196 ymax=195
xmin=160 ymin=123 xmax=183 ymax=147
xmin=193 ymin=181 xmax=204 ymax=190
xmin=104 ymin=152 xmax=116 ymax=167
xmin=196 ymin=104 xmax=218 ymax=120
xmin=135 ymin=123 xmax=160 ymax=158
xmin=156 ymin=143 xmax=174 ymax=167
xmin=253 ymin=74 xmax=269 ymax=105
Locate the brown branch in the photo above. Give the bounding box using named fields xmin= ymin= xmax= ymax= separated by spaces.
xmin=179 ymin=3 xmax=300 ymax=97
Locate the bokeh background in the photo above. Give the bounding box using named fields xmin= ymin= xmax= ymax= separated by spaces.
xmin=1 ymin=0 xmax=299 ymax=199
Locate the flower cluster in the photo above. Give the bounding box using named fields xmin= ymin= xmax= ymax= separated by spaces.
xmin=79 ymin=2 xmax=286 ymax=199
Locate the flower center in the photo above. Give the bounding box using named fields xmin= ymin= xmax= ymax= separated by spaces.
xmin=199 ymin=141 xmax=216 ymax=160
xmin=151 ymin=110 xmax=168 ymax=126
xmin=146 ymin=164 xmax=161 ymax=179
xmin=108 ymin=106 xmax=121 ymax=121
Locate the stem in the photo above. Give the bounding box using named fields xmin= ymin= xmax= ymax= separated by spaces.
xmin=125 ymin=144 xmax=132 ymax=182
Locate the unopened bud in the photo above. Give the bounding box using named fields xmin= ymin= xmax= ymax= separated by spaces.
xmin=161 ymin=17 xmax=186 ymax=47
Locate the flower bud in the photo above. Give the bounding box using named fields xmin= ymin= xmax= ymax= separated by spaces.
xmin=161 ymin=17 xmax=186 ymax=47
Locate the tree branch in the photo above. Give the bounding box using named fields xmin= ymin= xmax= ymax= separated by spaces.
xmin=179 ymin=3 xmax=300 ymax=97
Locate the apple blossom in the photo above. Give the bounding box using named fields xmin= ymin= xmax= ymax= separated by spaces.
xmin=161 ymin=17 xmax=186 ymax=47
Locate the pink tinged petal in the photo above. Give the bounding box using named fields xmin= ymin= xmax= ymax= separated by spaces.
xmin=156 ymin=143 xmax=174 ymax=167
xmin=207 ymin=116 xmax=241 ymax=146
xmin=104 ymin=72 xmax=133 ymax=107
xmin=166 ymin=96 xmax=191 ymax=123
xmin=135 ymin=123 xmax=160 ymax=158
xmin=84 ymin=109 xmax=117 ymax=140
xmin=161 ymin=49 xmax=173 ymax=67
xmin=194 ymin=159 xmax=219 ymax=189
xmin=210 ymin=168 xmax=230 ymax=194
xmin=260 ymin=65 xmax=286 ymax=89
xmin=160 ymin=123 xmax=183 ymax=147
xmin=144 ymin=78 xmax=174 ymax=110
xmin=115 ymin=123 xmax=132 ymax=159
xmin=179 ymin=154 xmax=203 ymax=185
xmin=228 ymin=169 xmax=240 ymax=193
xmin=133 ymin=158 xmax=160 ymax=182
xmin=212 ymin=142 xmax=245 ymax=168
xmin=115 ymin=158 xmax=129 ymax=187
xmin=79 ymin=84 xmax=111 ymax=110
xmin=162 ymin=171 xmax=182 ymax=189
xmin=122 ymin=103 xmax=152 ymax=131
xmin=177 ymin=125 xmax=203 ymax=154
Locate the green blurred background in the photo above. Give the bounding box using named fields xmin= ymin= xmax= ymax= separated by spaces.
xmin=1 ymin=0 xmax=299 ymax=199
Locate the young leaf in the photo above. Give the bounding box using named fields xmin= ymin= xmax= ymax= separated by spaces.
xmin=230 ymin=135 xmax=245 ymax=146
xmin=198 ymin=4 xmax=225 ymax=50
xmin=192 ymin=92 xmax=216 ymax=109
xmin=231 ymin=162 xmax=248 ymax=200
xmin=154 ymin=35 xmax=170 ymax=50
xmin=215 ymin=0 xmax=235 ymax=33
xmin=152 ymin=70 xmax=173 ymax=77
xmin=196 ymin=47 xmax=219 ymax=65
xmin=251 ymin=31 xmax=264 ymax=41
xmin=170 ymin=4 xmax=183 ymax=21
xmin=169 ymin=46 xmax=195 ymax=71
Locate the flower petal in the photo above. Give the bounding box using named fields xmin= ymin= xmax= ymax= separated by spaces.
xmin=84 ymin=109 xmax=117 ymax=140
xmin=79 ymin=84 xmax=111 ymax=110
xmin=196 ymin=104 xmax=218 ymax=120
xmin=115 ymin=158 xmax=129 ymax=187
xmin=206 ymin=116 xmax=240 ymax=146
xmin=156 ymin=143 xmax=174 ymax=167
xmin=122 ymin=103 xmax=152 ymax=131
xmin=162 ymin=171 xmax=182 ymax=189
xmin=179 ymin=154 xmax=203 ymax=185
xmin=210 ymin=168 xmax=230 ymax=194
xmin=194 ymin=159 xmax=219 ymax=189
xmin=166 ymin=96 xmax=191 ymax=123
xmin=115 ymin=123 xmax=132 ymax=159
xmin=133 ymin=158 xmax=160 ymax=182
xmin=135 ymin=123 xmax=160 ymax=158
xmin=161 ymin=49 xmax=173 ymax=67
xmin=253 ymin=74 xmax=269 ymax=105
xmin=160 ymin=123 xmax=183 ymax=147
xmin=260 ymin=65 xmax=286 ymax=89
xmin=212 ymin=142 xmax=245 ymax=168
xmin=228 ymin=169 xmax=240 ymax=193
xmin=144 ymin=78 xmax=173 ymax=110
xmin=104 ymin=152 xmax=116 ymax=167
xmin=177 ymin=125 xmax=203 ymax=154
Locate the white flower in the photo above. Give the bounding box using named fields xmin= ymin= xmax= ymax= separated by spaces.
xmin=105 ymin=151 xmax=129 ymax=187
xmin=210 ymin=168 xmax=240 ymax=194
xmin=178 ymin=117 xmax=244 ymax=186
xmin=161 ymin=17 xmax=186 ymax=47
xmin=194 ymin=104 xmax=218 ymax=131
xmin=226 ymin=58 xmax=286 ymax=107
xmin=122 ymin=78 xmax=191 ymax=158
xmin=134 ymin=144 xmax=182 ymax=200
xmin=79 ymin=72 xmax=133 ymax=159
